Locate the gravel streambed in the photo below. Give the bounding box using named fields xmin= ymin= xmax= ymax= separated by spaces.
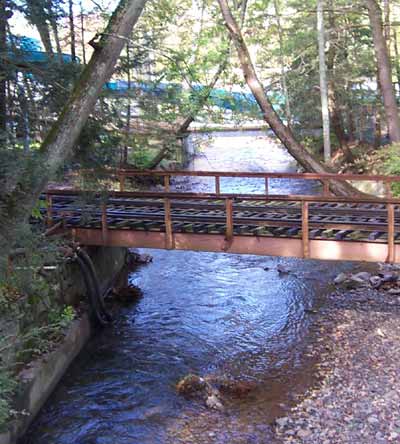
xmin=275 ymin=267 xmax=400 ymax=443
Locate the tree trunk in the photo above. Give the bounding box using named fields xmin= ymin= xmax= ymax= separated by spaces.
xmin=393 ymin=29 xmax=400 ymax=96
xmin=69 ymin=0 xmax=76 ymax=61
xmin=217 ymin=0 xmax=358 ymax=196
xmin=80 ymin=1 xmax=86 ymax=64
xmin=47 ymin=0 xmax=63 ymax=61
xmin=16 ymin=73 xmax=30 ymax=152
xmin=0 ymin=0 xmax=148 ymax=252
xmin=383 ymin=0 xmax=390 ymax=49
xmin=375 ymin=71 xmax=384 ymax=145
xmin=326 ymin=0 xmax=353 ymax=161
xmin=273 ymin=0 xmax=292 ymax=129
xmin=0 ymin=0 xmax=8 ymax=136
xmin=344 ymin=79 xmax=356 ymax=143
xmin=365 ymin=0 xmax=400 ymax=142
xmin=374 ymin=105 xmax=382 ymax=148
xmin=25 ymin=0 xmax=53 ymax=55
xmin=123 ymin=43 xmax=132 ymax=165
xmin=317 ymin=0 xmax=331 ymax=162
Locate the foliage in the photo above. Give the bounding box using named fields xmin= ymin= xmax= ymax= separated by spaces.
xmin=384 ymin=144 xmax=400 ymax=196
xmin=0 ymin=261 xmax=76 ymax=430
xmin=0 ymin=369 xmax=17 ymax=429
xmin=16 ymin=305 xmax=76 ymax=363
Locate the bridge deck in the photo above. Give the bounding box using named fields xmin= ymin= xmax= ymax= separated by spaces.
xmin=43 ymin=168 xmax=400 ymax=263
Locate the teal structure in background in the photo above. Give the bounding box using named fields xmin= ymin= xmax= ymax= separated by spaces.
xmin=7 ymin=36 xmax=284 ymax=115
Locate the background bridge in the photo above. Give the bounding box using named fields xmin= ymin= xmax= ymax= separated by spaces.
xmin=44 ymin=171 xmax=400 ymax=263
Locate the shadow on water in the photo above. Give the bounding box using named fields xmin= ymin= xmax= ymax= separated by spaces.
xmin=22 ymin=131 xmax=358 ymax=443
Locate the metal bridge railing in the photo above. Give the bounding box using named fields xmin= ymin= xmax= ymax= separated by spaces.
xmin=45 ymin=174 xmax=400 ymax=263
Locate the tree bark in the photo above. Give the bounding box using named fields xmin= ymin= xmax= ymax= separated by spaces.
xmin=383 ymin=0 xmax=390 ymax=48
xmin=317 ymin=0 xmax=331 ymax=162
xmin=0 ymin=0 xmax=148 ymax=251
xmin=46 ymin=0 xmax=63 ymax=61
xmin=25 ymin=0 xmax=53 ymax=55
xmin=326 ymin=0 xmax=354 ymax=161
xmin=0 ymin=0 xmax=8 ymax=135
xmin=393 ymin=29 xmax=400 ymax=96
xmin=365 ymin=0 xmax=400 ymax=142
xmin=273 ymin=0 xmax=292 ymax=129
xmin=123 ymin=43 xmax=132 ymax=164
xmin=80 ymin=1 xmax=87 ymax=64
xmin=69 ymin=0 xmax=76 ymax=61
xmin=217 ymin=0 xmax=357 ymax=196
xmin=374 ymin=104 xmax=382 ymax=148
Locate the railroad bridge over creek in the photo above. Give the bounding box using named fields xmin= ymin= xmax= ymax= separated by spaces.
xmin=44 ymin=170 xmax=400 ymax=264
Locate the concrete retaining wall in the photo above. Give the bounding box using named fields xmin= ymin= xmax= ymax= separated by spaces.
xmin=60 ymin=246 xmax=127 ymax=305
xmin=0 ymin=246 xmax=128 ymax=444
xmin=0 ymin=315 xmax=91 ymax=444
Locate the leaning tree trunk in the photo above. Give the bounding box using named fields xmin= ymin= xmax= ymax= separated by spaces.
xmin=217 ymin=0 xmax=359 ymax=196
xmin=317 ymin=0 xmax=331 ymax=162
xmin=0 ymin=0 xmax=148 ymax=254
xmin=366 ymin=0 xmax=400 ymax=142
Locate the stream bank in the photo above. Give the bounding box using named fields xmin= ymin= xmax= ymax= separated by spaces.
xmin=275 ymin=276 xmax=400 ymax=444
xmin=0 ymin=246 xmax=128 ymax=444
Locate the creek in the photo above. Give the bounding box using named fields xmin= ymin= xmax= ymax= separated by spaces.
xmin=23 ymin=130 xmax=354 ymax=444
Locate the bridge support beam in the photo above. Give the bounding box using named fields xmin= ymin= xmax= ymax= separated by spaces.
xmin=67 ymin=228 xmax=400 ymax=264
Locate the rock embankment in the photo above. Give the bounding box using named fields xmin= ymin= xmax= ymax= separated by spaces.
xmin=334 ymin=263 xmax=400 ymax=294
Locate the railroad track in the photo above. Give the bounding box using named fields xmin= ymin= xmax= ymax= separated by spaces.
xmin=41 ymin=170 xmax=400 ymax=262
xmin=42 ymin=194 xmax=400 ymax=243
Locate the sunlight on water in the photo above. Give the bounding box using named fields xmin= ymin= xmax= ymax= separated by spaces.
xmin=23 ymin=131 xmax=352 ymax=444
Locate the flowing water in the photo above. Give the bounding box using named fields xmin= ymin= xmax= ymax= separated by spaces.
xmin=23 ymin=131 xmax=353 ymax=444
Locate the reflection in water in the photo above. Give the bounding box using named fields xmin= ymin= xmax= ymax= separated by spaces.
xmin=23 ymin=131 xmax=352 ymax=444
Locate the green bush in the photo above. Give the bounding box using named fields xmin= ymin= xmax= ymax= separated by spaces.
xmin=383 ymin=144 xmax=400 ymax=196
xmin=0 ymin=370 xmax=17 ymax=430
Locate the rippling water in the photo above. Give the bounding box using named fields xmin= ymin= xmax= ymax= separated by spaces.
xmin=23 ymin=131 xmax=352 ymax=444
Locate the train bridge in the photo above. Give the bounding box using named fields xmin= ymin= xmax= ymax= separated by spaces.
xmin=44 ymin=170 xmax=400 ymax=264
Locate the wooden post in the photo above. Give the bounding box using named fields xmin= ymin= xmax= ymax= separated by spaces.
xmin=265 ymin=177 xmax=269 ymax=197
xmin=302 ymin=201 xmax=310 ymax=258
xmin=119 ymin=173 xmax=125 ymax=192
xmin=46 ymin=194 xmax=53 ymax=227
xmin=387 ymin=203 xmax=395 ymax=263
xmin=385 ymin=180 xmax=393 ymax=198
xmin=215 ymin=176 xmax=221 ymax=196
xmin=323 ymin=180 xmax=330 ymax=196
xmin=225 ymin=198 xmax=234 ymax=242
xmin=101 ymin=202 xmax=108 ymax=244
xmin=164 ymin=175 xmax=170 ymax=192
xmin=164 ymin=197 xmax=174 ymax=249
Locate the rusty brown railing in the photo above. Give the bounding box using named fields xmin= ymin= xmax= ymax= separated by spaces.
xmin=46 ymin=182 xmax=400 ymax=263
xmin=109 ymin=169 xmax=400 ymax=198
